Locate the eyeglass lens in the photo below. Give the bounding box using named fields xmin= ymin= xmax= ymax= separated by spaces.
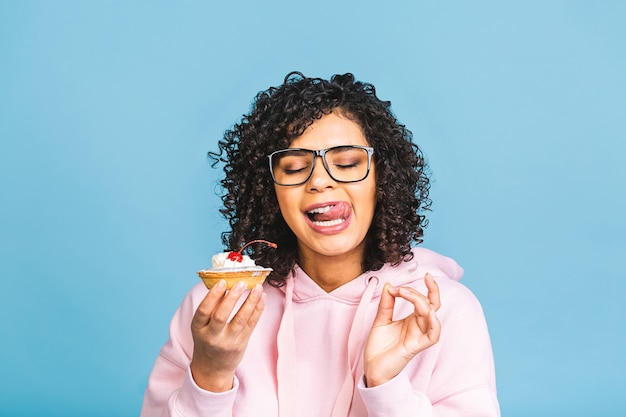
xmin=270 ymin=146 xmax=371 ymax=185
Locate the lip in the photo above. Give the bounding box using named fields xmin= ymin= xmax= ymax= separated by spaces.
xmin=303 ymin=201 xmax=352 ymax=234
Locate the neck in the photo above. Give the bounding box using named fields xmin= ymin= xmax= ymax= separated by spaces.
xmin=297 ymin=248 xmax=365 ymax=292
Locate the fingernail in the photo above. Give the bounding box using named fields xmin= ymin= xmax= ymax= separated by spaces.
xmin=215 ymin=279 xmax=226 ymax=290
xmin=251 ymin=284 xmax=263 ymax=296
xmin=232 ymin=281 xmax=246 ymax=293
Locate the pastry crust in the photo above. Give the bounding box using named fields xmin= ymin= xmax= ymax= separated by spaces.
xmin=197 ymin=268 xmax=272 ymax=289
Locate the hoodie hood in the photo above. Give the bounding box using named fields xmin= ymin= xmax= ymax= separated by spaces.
xmin=283 ymin=247 xmax=464 ymax=303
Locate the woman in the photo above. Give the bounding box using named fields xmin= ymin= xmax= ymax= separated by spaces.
xmin=141 ymin=72 xmax=500 ymax=416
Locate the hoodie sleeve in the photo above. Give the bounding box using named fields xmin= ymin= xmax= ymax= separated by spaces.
xmin=140 ymin=284 xmax=239 ymax=417
xmin=357 ymin=278 xmax=500 ymax=417
xmin=357 ymin=371 xmax=437 ymax=416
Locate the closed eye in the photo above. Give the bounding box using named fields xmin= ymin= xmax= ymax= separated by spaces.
xmin=333 ymin=161 xmax=359 ymax=170
xmin=283 ymin=166 xmax=310 ymax=175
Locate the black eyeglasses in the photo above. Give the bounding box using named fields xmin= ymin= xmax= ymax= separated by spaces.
xmin=267 ymin=145 xmax=375 ymax=186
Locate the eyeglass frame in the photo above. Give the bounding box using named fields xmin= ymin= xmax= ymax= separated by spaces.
xmin=267 ymin=145 xmax=375 ymax=186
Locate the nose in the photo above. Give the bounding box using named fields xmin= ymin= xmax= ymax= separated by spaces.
xmin=307 ymin=156 xmax=336 ymax=191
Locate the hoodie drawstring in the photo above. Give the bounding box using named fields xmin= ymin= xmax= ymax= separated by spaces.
xmin=276 ymin=277 xmax=296 ymax=417
xmin=331 ymin=276 xmax=379 ymax=417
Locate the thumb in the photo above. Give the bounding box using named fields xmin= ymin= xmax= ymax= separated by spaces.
xmin=371 ymin=282 xmax=396 ymax=327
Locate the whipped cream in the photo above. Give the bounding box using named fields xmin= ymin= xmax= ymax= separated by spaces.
xmin=211 ymin=252 xmax=258 ymax=268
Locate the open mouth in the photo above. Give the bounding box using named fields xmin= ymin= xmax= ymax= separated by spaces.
xmin=305 ymin=203 xmax=349 ymax=227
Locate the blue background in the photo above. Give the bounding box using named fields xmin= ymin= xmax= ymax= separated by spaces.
xmin=1 ymin=1 xmax=624 ymax=416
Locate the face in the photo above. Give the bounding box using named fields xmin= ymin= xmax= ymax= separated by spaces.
xmin=274 ymin=112 xmax=377 ymax=265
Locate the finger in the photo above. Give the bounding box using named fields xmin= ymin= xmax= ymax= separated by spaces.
xmin=228 ymin=284 xmax=266 ymax=334
xmin=192 ymin=279 xmax=228 ymax=330
xmin=209 ymin=281 xmax=249 ymax=327
xmin=426 ymin=308 xmax=441 ymax=343
xmin=410 ymin=309 xmax=441 ymax=355
xmin=371 ymin=283 xmax=396 ymax=326
xmin=396 ymin=286 xmax=432 ymax=317
xmin=424 ymin=273 xmax=441 ymax=311
xmin=247 ymin=291 xmax=267 ymax=326
xmin=238 ymin=291 xmax=266 ymax=338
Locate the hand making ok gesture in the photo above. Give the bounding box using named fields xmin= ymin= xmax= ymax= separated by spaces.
xmin=363 ymin=273 xmax=441 ymax=387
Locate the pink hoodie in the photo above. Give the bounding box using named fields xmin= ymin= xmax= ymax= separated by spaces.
xmin=141 ymin=247 xmax=500 ymax=417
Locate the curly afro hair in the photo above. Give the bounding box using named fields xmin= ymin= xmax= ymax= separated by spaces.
xmin=208 ymin=72 xmax=431 ymax=287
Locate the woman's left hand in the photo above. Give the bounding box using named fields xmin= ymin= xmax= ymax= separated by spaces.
xmin=363 ymin=273 xmax=441 ymax=387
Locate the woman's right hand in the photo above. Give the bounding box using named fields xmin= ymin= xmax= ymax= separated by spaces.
xmin=189 ymin=280 xmax=266 ymax=392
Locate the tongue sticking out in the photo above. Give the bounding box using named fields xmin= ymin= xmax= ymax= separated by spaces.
xmin=310 ymin=203 xmax=351 ymax=222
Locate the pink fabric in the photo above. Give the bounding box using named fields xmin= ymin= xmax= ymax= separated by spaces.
xmin=140 ymin=247 xmax=500 ymax=417
xmin=276 ymin=274 xmax=296 ymax=417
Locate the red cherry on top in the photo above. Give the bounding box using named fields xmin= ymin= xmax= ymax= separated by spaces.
xmin=227 ymin=251 xmax=244 ymax=262
xmin=226 ymin=240 xmax=278 ymax=263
